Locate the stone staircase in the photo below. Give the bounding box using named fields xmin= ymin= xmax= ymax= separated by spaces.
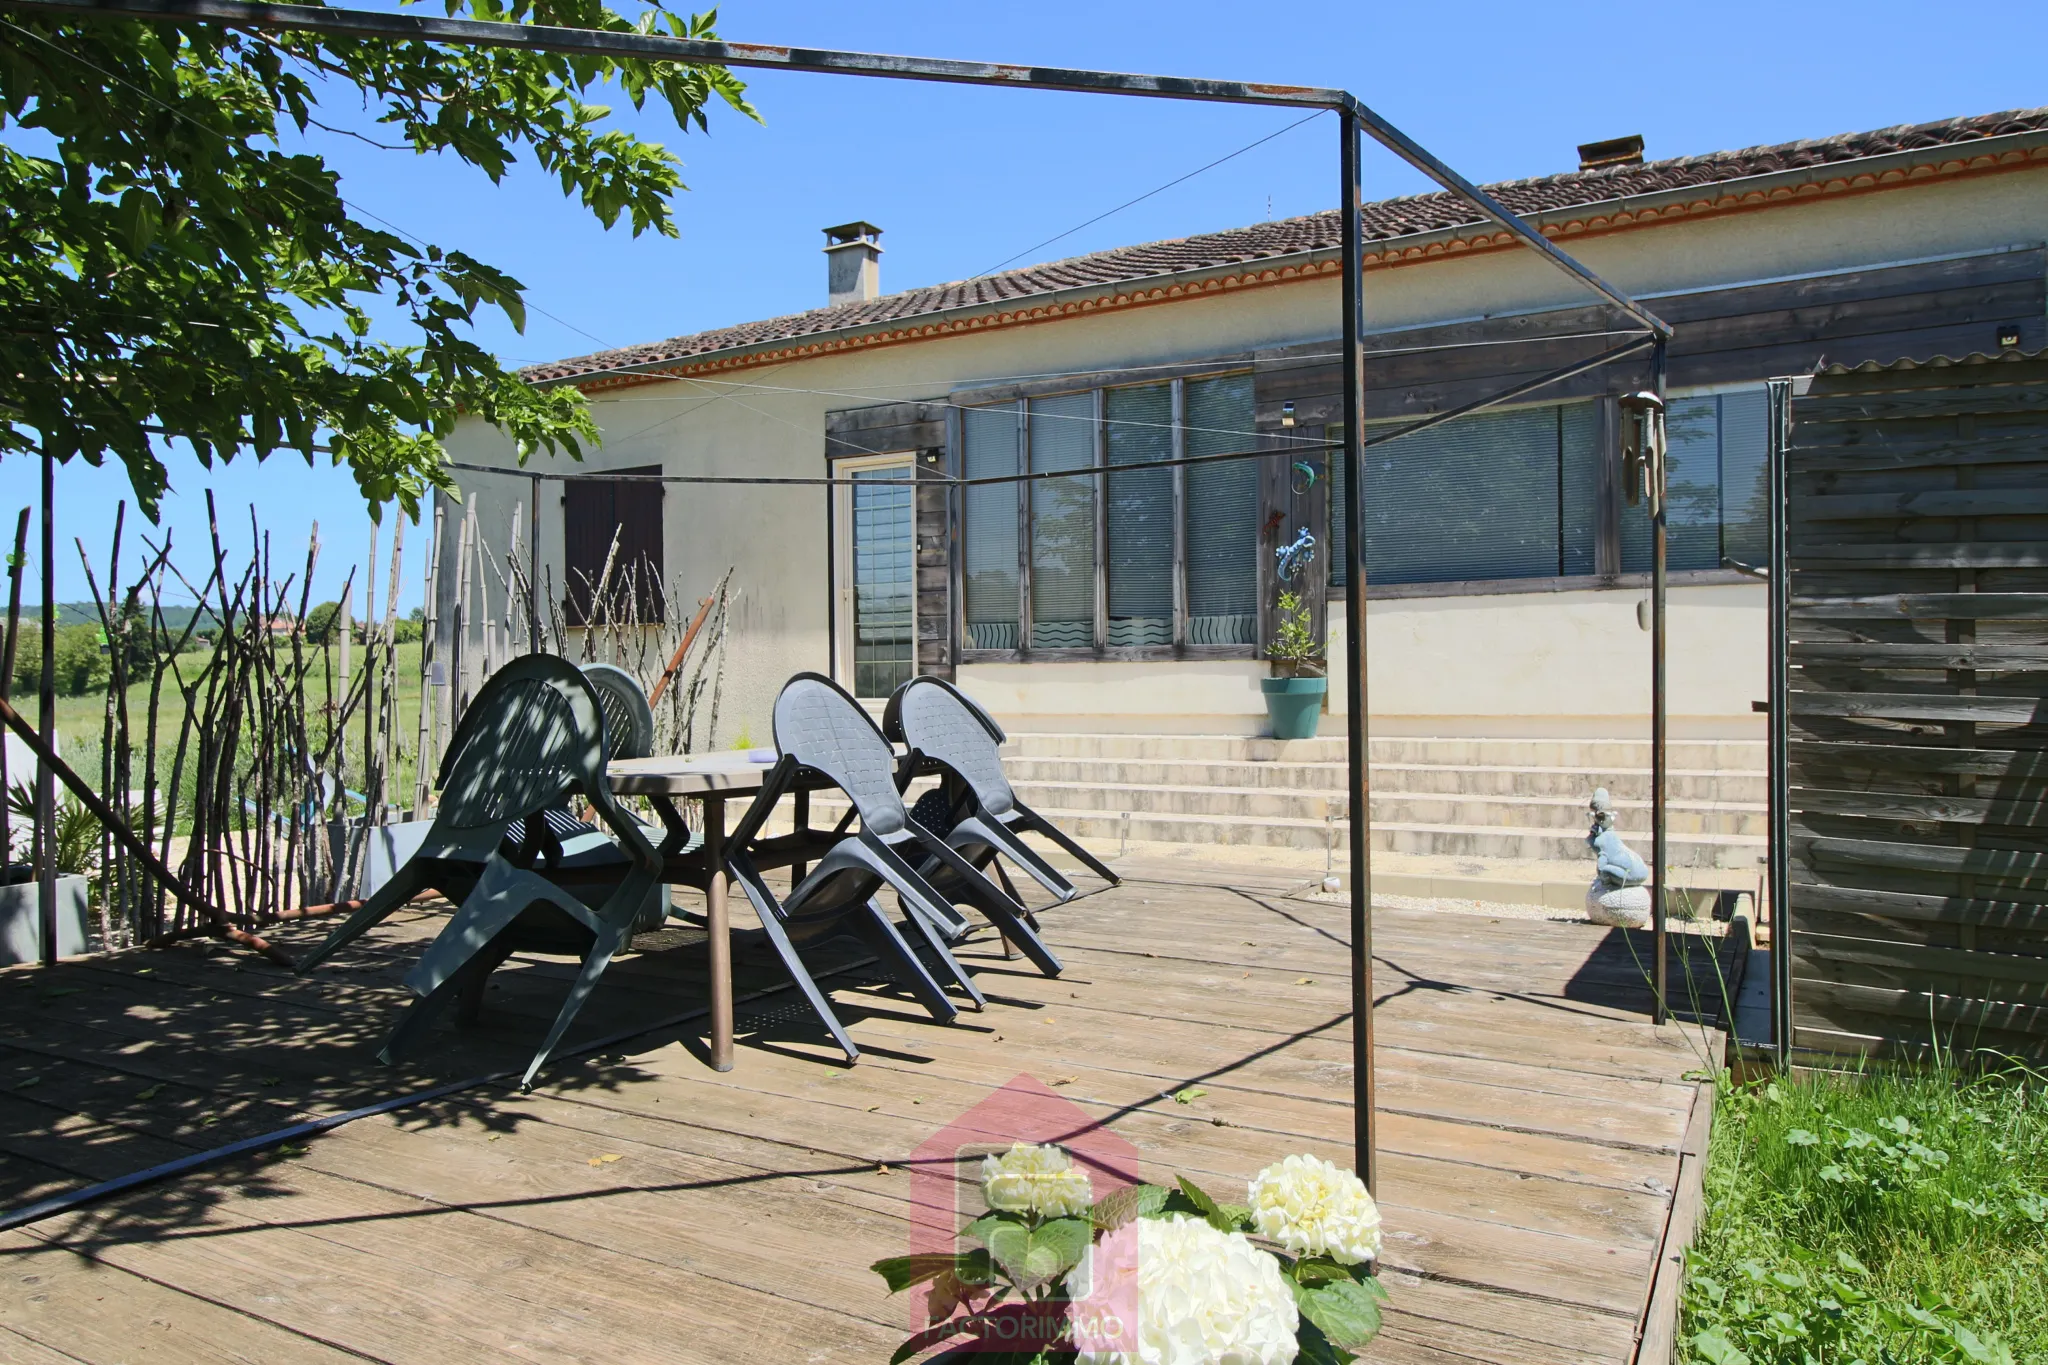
xmin=800 ymin=731 xmax=1767 ymax=908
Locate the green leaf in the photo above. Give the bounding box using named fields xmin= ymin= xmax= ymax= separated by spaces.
xmin=1833 ymin=1250 xmax=1869 ymax=1277
xmin=1025 ymin=1217 xmax=1093 ymax=1281
xmin=1175 ymin=1175 xmax=1222 ymax=1219
xmin=1091 ymin=1183 xmax=1168 ymax=1230
xmin=1171 ymin=1086 xmax=1206 ymax=1104
xmin=963 ymin=1211 xmax=1028 ymax=1247
xmin=1950 ymin=1324 xmax=2014 ymax=1365
xmin=1293 ymin=1256 xmax=1354 ymax=1285
xmin=1783 ymin=1128 xmax=1819 ymax=1147
xmin=1294 ymin=1279 xmax=1384 ymax=1349
xmin=871 ymin=1254 xmax=968 ymax=1295
xmin=114 ymin=187 xmax=162 ymax=255
xmin=1689 ymin=1327 xmax=1751 ymax=1365
xmin=982 ymin=1220 xmax=1031 ymax=1284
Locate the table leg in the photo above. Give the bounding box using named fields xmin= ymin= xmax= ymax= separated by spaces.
xmin=704 ymin=795 xmax=734 ymax=1072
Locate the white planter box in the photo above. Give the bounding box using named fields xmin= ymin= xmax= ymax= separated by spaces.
xmin=0 ymin=875 xmax=91 ymax=965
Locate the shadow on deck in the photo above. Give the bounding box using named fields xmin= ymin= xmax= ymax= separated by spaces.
xmin=0 ymin=858 xmax=1730 ymax=1364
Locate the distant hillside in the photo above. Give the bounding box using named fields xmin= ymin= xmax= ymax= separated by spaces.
xmin=44 ymin=602 xmax=210 ymax=630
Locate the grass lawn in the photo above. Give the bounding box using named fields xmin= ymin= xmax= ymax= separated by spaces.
xmin=24 ymin=640 xmax=429 ymax=810
xmin=1682 ymin=1063 xmax=2048 ymax=1364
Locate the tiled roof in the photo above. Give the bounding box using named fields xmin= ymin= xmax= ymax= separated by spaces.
xmin=527 ymin=107 xmax=2048 ymax=384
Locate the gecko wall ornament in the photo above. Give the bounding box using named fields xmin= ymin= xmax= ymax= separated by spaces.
xmin=1276 ymin=527 xmax=1317 ymax=582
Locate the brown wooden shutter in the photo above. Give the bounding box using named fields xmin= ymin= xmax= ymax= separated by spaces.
xmin=562 ymin=465 xmax=664 ymax=625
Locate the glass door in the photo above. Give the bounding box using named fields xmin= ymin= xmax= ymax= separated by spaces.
xmin=836 ymin=454 xmax=918 ymax=697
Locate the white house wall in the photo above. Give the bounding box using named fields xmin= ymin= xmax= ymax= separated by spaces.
xmin=446 ymin=163 xmax=2048 ymax=743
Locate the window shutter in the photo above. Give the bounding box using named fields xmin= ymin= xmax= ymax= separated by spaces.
xmin=1363 ymin=405 xmax=1560 ymax=585
xmin=1105 ymin=384 xmax=1175 ymax=645
xmin=963 ymin=403 xmax=1021 ymax=650
xmin=1183 ymin=374 xmax=1257 ymax=644
xmin=562 ymin=465 xmax=662 ymax=625
xmin=1028 ymin=393 xmax=1097 ymax=648
xmin=1622 ymin=395 xmax=1721 ymax=572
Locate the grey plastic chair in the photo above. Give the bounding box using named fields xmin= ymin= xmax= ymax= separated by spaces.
xmin=725 ymin=673 xmax=1058 ymax=1061
xmin=299 ymin=655 xmax=662 ymax=1088
xmin=883 ymin=675 xmax=1121 ymax=903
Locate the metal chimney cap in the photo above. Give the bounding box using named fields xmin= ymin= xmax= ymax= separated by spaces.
xmin=822 ymin=221 xmax=884 ymax=248
xmin=1576 ymin=135 xmax=1644 ymax=171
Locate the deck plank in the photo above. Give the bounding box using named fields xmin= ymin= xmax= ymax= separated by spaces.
xmin=0 ymin=869 xmax=1725 ymax=1363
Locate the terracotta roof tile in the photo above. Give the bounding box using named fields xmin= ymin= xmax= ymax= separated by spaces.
xmin=527 ymin=106 xmax=2048 ymax=384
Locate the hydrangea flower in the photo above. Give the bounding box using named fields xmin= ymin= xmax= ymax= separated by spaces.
xmin=981 ymin=1142 xmax=1095 ymax=1219
xmin=1247 ymin=1154 xmax=1381 ymax=1264
xmin=1067 ymin=1213 xmax=1299 ymax=1365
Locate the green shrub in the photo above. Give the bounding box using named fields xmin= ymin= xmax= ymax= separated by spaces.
xmin=6 ymin=622 xmax=110 ymax=696
xmin=1684 ymin=1066 xmax=2047 ymax=1364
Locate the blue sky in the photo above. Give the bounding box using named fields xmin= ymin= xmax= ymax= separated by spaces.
xmin=10 ymin=0 xmax=2047 ymax=612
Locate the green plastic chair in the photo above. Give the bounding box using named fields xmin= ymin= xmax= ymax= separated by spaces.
xmin=299 ymin=654 xmax=662 ymax=1088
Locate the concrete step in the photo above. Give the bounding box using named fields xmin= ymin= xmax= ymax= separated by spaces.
xmin=1012 ymin=805 xmax=1763 ymax=870
xmin=1003 ymin=755 xmax=1764 ymax=803
xmin=1002 ymin=779 xmax=1764 ymax=837
xmin=1010 ymin=731 xmax=1766 ymax=771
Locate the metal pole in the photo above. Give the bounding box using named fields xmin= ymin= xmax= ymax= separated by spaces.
xmin=1766 ymin=379 xmax=1793 ymax=1068
xmin=528 ymin=473 xmax=542 ymax=655
xmin=36 ymin=444 xmax=57 ymax=965
xmin=1339 ymin=108 xmax=1375 ymax=1193
xmin=1650 ymin=341 xmax=1669 ymax=1026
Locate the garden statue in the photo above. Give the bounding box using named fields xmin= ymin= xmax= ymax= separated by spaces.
xmin=1584 ymin=787 xmax=1652 ymax=928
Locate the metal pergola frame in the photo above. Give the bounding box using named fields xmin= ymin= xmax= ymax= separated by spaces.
xmin=5 ymin=0 xmax=1680 ymax=1195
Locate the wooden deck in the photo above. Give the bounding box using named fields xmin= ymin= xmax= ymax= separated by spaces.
xmin=0 ymin=862 xmax=1733 ymax=1364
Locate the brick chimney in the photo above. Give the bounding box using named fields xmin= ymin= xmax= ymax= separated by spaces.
xmin=823 ymin=221 xmax=883 ymax=306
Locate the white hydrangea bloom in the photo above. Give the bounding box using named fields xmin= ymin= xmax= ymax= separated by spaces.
xmin=980 ymin=1142 xmax=1095 ymax=1219
xmin=1247 ymin=1154 xmax=1381 ymax=1265
xmin=1067 ymin=1214 xmax=1299 ymax=1365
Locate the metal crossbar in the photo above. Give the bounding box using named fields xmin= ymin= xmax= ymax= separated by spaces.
xmin=0 ymin=0 xmax=1690 ymax=1196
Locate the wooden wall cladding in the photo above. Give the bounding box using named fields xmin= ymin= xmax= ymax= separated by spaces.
xmin=1254 ymin=246 xmax=2048 ymax=426
xmin=1783 ymin=354 xmax=2048 ymax=1063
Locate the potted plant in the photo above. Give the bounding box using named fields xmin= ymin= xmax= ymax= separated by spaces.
xmin=1262 ymin=590 xmax=1327 ymax=740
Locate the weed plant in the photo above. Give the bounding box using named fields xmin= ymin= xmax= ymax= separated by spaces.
xmin=1683 ymin=1061 xmax=2047 ymax=1364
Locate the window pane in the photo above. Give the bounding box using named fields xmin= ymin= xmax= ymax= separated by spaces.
xmin=850 ymin=465 xmax=914 ymax=697
xmin=1622 ymin=395 xmax=1721 ymax=572
xmin=1183 ymin=373 xmax=1257 ymax=644
xmin=1560 ymin=401 xmax=1601 ymax=576
xmin=1029 ymin=393 xmax=1096 ymax=648
xmin=963 ymin=402 xmax=1021 ymax=649
xmin=1105 ymin=384 xmax=1175 ymax=645
xmin=1719 ymin=387 xmax=1770 ymax=567
xmin=1364 ymin=405 xmax=1561 ymax=585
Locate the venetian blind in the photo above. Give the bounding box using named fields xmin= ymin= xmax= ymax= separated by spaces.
xmin=1029 ymin=392 xmax=1098 ymax=649
xmin=1363 ymin=405 xmax=1562 ymax=585
xmin=1104 ymin=383 xmax=1175 ymax=646
xmin=1622 ymin=393 xmax=1723 ymax=573
xmin=1718 ymin=387 xmax=1771 ymax=567
xmin=1182 ymin=373 xmax=1258 ymax=644
xmin=962 ymin=402 xmax=1021 ymax=649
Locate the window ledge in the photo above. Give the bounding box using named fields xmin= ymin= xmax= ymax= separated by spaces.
xmin=960 ymin=645 xmax=1258 ymax=664
xmin=1328 ymin=568 xmax=1756 ymax=602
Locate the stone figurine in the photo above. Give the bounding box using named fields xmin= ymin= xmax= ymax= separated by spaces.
xmin=1584 ymin=787 xmax=1652 ymax=928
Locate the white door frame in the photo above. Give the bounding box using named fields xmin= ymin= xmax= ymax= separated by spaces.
xmin=833 ymin=450 xmax=919 ymax=695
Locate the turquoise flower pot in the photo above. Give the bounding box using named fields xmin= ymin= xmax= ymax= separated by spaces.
xmin=1261 ymin=675 xmax=1328 ymax=740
